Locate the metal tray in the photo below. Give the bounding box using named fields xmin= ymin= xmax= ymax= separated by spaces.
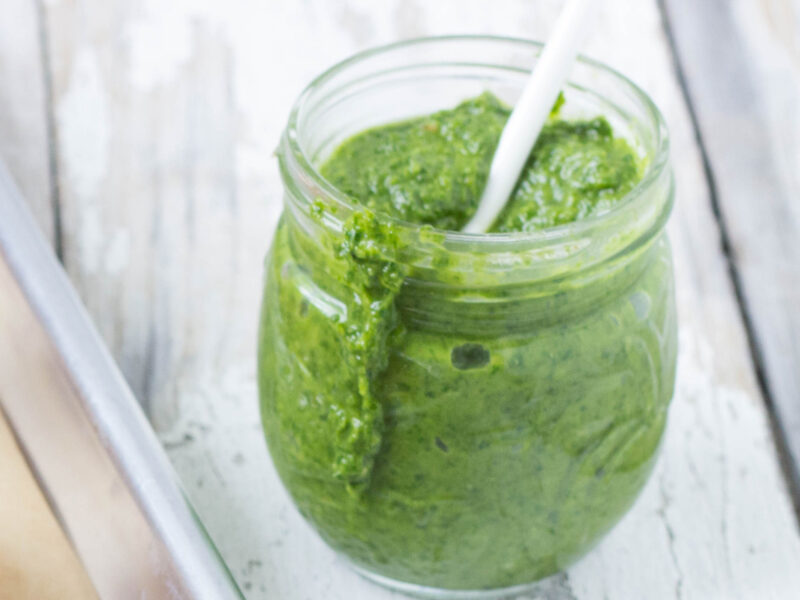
xmin=0 ymin=161 xmax=243 ymax=599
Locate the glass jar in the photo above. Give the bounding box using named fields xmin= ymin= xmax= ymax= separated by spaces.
xmin=259 ymin=36 xmax=676 ymax=598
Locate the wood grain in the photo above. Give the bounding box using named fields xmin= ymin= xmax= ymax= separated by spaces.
xmin=0 ymin=411 xmax=97 ymax=600
xmin=40 ymin=1 xmax=248 ymax=425
xmin=0 ymin=0 xmax=55 ymax=243
xmin=5 ymin=0 xmax=799 ymax=598
xmin=662 ymin=0 xmax=800 ymax=496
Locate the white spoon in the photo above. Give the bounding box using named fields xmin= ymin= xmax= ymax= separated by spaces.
xmin=462 ymin=0 xmax=601 ymax=233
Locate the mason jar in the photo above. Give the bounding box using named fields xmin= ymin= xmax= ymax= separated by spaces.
xmin=259 ymin=36 xmax=676 ymax=598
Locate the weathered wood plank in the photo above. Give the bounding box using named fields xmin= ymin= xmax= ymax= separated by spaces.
xmin=32 ymin=0 xmax=800 ymax=598
xmin=0 ymin=0 xmax=55 ymax=243
xmin=0 ymin=410 xmax=97 ymax=599
xmin=40 ymin=1 xmax=248 ymax=426
xmin=661 ymin=0 xmax=800 ymax=498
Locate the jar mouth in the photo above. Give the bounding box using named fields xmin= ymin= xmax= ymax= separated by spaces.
xmin=279 ymin=35 xmax=672 ymax=278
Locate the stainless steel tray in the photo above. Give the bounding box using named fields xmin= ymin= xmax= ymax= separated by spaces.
xmin=0 ymin=161 xmax=243 ymax=599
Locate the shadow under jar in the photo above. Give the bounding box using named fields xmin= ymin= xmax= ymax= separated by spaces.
xmin=259 ymin=36 xmax=677 ymax=598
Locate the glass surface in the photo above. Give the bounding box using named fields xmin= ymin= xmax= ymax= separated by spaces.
xmin=259 ymin=36 xmax=676 ymax=597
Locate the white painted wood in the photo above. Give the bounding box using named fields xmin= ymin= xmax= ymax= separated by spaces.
xmin=11 ymin=0 xmax=800 ymax=598
xmin=663 ymin=0 xmax=800 ymax=496
xmin=40 ymin=1 xmax=250 ymax=422
xmin=0 ymin=0 xmax=54 ymax=243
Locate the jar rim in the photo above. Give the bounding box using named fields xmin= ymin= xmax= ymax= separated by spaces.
xmin=280 ymin=34 xmax=671 ymax=262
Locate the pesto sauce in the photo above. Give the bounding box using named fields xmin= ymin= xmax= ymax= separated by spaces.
xmin=321 ymin=92 xmax=641 ymax=232
xmin=259 ymin=93 xmax=676 ymax=589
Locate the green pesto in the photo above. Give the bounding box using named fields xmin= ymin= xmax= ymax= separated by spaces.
xmin=259 ymin=93 xmax=677 ymax=589
xmin=320 ymin=92 xmax=641 ymax=232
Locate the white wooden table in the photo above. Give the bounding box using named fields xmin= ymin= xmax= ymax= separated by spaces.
xmin=2 ymin=1 xmax=800 ymax=598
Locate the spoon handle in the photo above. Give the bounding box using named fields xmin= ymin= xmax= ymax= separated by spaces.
xmin=463 ymin=0 xmax=601 ymax=233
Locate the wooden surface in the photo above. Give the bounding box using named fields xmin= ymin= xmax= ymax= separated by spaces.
xmin=0 ymin=0 xmax=55 ymax=243
xmin=662 ymin=0 xmax=800 ymax=500
xmin=0 ymin=410 xmax=97 ymax=600
xmin=1 ymin=0 xmax=799 ymax=598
